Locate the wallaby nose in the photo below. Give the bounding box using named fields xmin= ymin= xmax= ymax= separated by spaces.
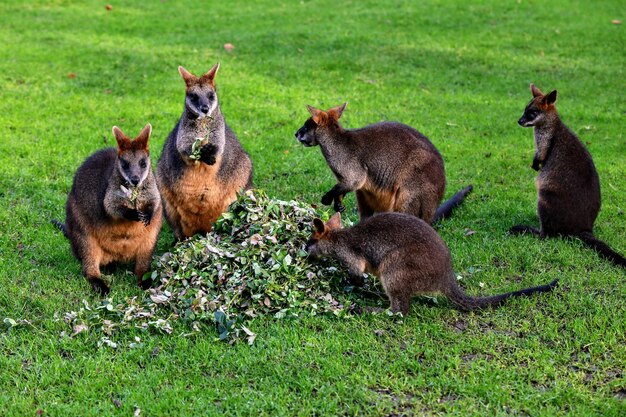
xmin=518 ymin=117 xmax=525 ymax=126
xmin=200 ymin=105 xmax=210 ymax=114
xmin=130 ymin=176 xmax=141 ymax=186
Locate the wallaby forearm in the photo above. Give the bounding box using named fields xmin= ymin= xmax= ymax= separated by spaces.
xmin=532 ymin=128 xmax=554 ymax=170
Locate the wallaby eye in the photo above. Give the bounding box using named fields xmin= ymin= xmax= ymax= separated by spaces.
xmin=189 ymin=93 xmax=199 ymax=102
xmin=120 ymin=160 xmax=130 ymax=170
xmin=139 ymin=159 xmax=147 ymax=169
xmin=208 ymin=92 xmax=215 ymax=100
xmin=304 ymin=119 xmax=317 ymax=129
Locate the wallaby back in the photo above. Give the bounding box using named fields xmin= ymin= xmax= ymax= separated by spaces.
xmin=511 ymin=84 xmax=624 ymax=267
xmin=307 ymin=212 xmax=557 ymax=315
xmin=295 ymin=103 xmax=472 ymax=223
xmin=53 ymin=124 xmax=162 ymax=294
xmin=156 ymin=63 xmax=253 ymax=240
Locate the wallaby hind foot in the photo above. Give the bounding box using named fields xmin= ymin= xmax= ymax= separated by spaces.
xmin=509 ymin=225 xmax=541 ymax=236
xmin=89 ymin=277 xmax=110 ymax=296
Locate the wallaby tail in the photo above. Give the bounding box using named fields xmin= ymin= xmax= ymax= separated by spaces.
xmin=433 ymin=185 xmax=473 ymax=223
xmin=577 ymin=232 xmax=626 ymax=268
xmin=444 ymin=276 xmax=559 ymax=311
xmin=51 ymin=219 xmax=69 ymax=239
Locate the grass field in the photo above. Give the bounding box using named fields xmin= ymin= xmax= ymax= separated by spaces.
xmin=1 ymin=0 xmax=624 ymax=415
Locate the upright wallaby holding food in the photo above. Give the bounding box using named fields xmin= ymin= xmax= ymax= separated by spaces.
xmin=510 ymin=83 xmax=625 ymax=268
xmin=295 ymin=103 xmax=472 ymax=223
xmin=307 ymin=212 xmax=558 ymax=315
xmin=52 ymin=124 xmax=162 ymax=295
xmin=157 ymin=63 xmax=253 ymax=240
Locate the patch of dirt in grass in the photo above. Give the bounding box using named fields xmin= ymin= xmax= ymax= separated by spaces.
xmin=461 ymin=352 xmax=494 ymax=365
xmin=439 ymin=393 xmax=459 ymax=404
xmin=369 ymin=387 xmax=424 ymax=416
xmin=614 ymin=389 xmax=626 ymax=400
xmin=450 ymin=318 xmax=468 ymax=333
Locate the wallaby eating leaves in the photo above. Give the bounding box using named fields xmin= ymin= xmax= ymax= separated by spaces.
xmin=52 ymin=124 xmax=162 ymax=295
xmin=156 ymin=63 xmax=253 ymax=240
xmin=307 ymin=212 xmax=558 ymax=315
xmin=295 ymin=103 xmax=472 ymax=223
xmin=511 ymin=84 xmax=625 ymax=268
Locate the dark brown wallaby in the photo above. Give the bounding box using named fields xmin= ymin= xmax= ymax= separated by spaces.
xmin=52 ymin=124 xmax=163 ymax=295
xmin=295 ymin=103 xmax=472 ymax=223
xmin=156 ymin=63 xmax=253 ymax=240
xmin=306 ymin=212 xmax=558 ymax=315
xmin=510 ymin=84 xmax=625 ymax=268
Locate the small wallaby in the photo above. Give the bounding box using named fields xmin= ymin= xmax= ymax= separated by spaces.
xmin=510 ymin=84 xmax=625 ymax=268
xmin=295 ymin=103 xmax=472 ymax=223
xmin=52 ymin=124 xmax=162 ymax=295
xmin=156 ymin=63 xmax=253 ymax=240
xmin=307 ymin=212 xmax=558 ymax=315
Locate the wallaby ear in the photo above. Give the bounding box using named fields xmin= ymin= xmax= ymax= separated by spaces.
xmin=530 ymin=83 xmax=544 ymax=98
xmin=133 ymin=123 xmax=152 ymax=150
xmin=306 ymin=105 xmax=325 ymax=125
xmin=200 ymin=62 xmax=220 ymax=86
xmin=178 ymin=66 xmax=197 ymax=87
xmin=112 ymin=126 xmax=131 ymax=153
xmin=543 ymin=90 xmax=557 ymax=105
xmin=327 ymin=102 xmax=347 ymax=121
xmin=326 ymin=212 xmax=342 ymax=230
xmin=313 ymin=218 xmax=325 ymax=234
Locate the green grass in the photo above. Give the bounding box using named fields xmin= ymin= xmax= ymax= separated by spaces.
xmin=1 ymin=0 xmax=624 ymax=415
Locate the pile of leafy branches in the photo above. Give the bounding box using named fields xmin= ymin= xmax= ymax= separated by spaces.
xmin=60 ymin=190 xmax=384 ymax=345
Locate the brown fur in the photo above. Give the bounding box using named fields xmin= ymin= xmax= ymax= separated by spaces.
xmin=156 ymin=64 xmax=253 ymax=240
xmin=511 ymin=84 xmax=625 ymax=267
xmin=53 ymin=124 xmax=162 ymax=295
xmin=307 ymin=212 xmax=558 ymax=315
xmin=295 ymin=103 xmax=472 ymax=223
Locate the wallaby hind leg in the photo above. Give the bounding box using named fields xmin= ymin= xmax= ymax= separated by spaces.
xmin=82 ymin=257 xmax=109 ymax=295
xmin=134 ymin=256 xmax=153 ymax=290
xmin=163 ymin=199 xmax=185 ymax=241
xmin=388 ymin=293 xmax=411 ymax=316
xmin=403 ymin=194 xmax=437 ymax=224
xmin=355 ymin=190 xmax=375 ymax=220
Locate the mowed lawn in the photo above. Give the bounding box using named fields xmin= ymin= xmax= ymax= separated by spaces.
xmin=0 ymin=0 xmax=624 ymax=415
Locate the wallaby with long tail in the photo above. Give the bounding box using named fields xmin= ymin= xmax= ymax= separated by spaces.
xmin=510 ymin=83 xmax=625 ymax=268
xmin=307 ymin=212 xmax=558 ymax=315
xmin=295 ymin=103 xmax=472 ymax=223
xmin=52 ymin=124 xmax=162 ymax=295
xmin=156 ymin=63 xmax=253 ymax=240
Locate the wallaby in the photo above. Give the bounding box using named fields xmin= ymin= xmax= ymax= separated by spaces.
xmin=306 ymin=212 xmax=558 ymax=315
xmin=52 ymin=124 xmax=162 ymax=295
xmin=156 ymin=63 xmax=253 ymax=240
xmin=295 ymin=103 xmax=472 ymax=223
xmin=510 ymin=83 xmax=625 ymax=268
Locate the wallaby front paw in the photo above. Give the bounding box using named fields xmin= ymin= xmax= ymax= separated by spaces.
xmin=123 ymin=208 xmax=141 ymax=222
xmin=321 ymin=192 xmax=334 ymax=206
xmin=139 ymin=279 xmax=152 ymax=290
xmin=199 ymin=143 xmax=218 ymax=165
xmin=348 ymin=274 xmax=365 ymax=287
xmin=334 ymin=201 xmax=346 ymax=213
xmin=138 ymin=210 xmax=152 ymax=226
